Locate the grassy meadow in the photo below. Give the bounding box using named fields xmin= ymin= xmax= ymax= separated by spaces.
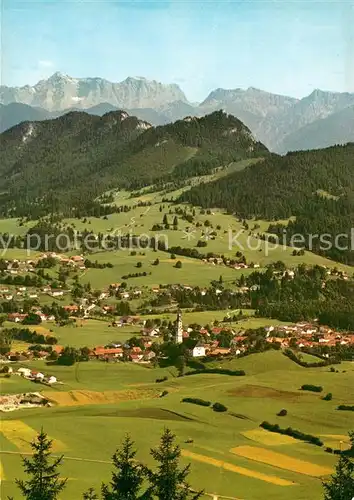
xmin=0 ymin=182 xmax=353 ymax=281
xmin=1 ymin=351 xmax=353 ymax=499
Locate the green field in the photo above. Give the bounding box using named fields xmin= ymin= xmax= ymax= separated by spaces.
xmin=4 ymin=319 xmax=139 ymax=349
xmin=1 ymin=351 xmax=353 ymax=499
xmin=62 ymin=189 xmax=353 ymax=275
xmin=0 ymin=184 xmax=352 ymax=282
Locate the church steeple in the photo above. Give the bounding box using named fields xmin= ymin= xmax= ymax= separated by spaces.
xmin=175 ymin=309 xmax=183 ymax=344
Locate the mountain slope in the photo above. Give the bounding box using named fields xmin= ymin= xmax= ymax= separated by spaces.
xmin=269 ymin=90 xmax=354 ymax=151
xmin=181 ymin=143 xmax=354 ymax=219
xmin=180 ymin=143 xmax=354 ymax=264
xmin=199 ymin=87 xmax=354 ymax=151
xmin=0 ymin=103 xmax=52 ymax=133
xmin=278 ymin=105 xmax=354 ymax=152
xmin=0 ymin=110 xmax=267 ymax=217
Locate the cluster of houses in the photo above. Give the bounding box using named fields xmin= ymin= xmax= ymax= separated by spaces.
xmin=0 ymin=253 xmax=86 ymax=275
xmin=92 ymin=344 xmax=156 ymax=363
xmin=8 ymin=310 xmax=56 ymax=323
xmin=16 ymin=366 xmax=58 ymax=384
xmin=264 ymin=322 xmax=354 ymax=349
xmin=201 ymin=256 xmax=260 ymax=271
xmin=0 ymin=285 xmax=70 ymax=302
xmin=0 ymin=258 xmax=36 ymax=275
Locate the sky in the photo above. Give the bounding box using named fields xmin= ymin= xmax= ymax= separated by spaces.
xmin=1 ymin=0 xmax=353 ymax=101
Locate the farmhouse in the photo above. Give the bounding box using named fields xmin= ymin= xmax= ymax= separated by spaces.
xmin=109 ymin=283 xmax=121 ymax=291
xmin=120 ymin=316 xmax=140 ymax=325
xmin=93 ymin=347 xmax=123 ymax=359
xmin=141 ymin=327 xmax=160 ymax=337
xmin=17 ymin=367 xmax=32 ymax=378
xmin=45 ymin=376 xmax=57 ymax=384
xmin=64 ymin=305 xmax=79 ymax=313
xmin=71 ymin=255 xmax=84 ymax=263
xmin=8 ymin=313 xmax=27 ymax=323
xmin=31 ymin=371 xmax=45 ymax=381
xmin=191 ymin=344 xmax=206 ymax=358
xmin=130 ymin=353 xmax=144 ymax=362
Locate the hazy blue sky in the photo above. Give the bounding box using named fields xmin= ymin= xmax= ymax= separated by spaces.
xmin=2 ymin=0 xmax=353 ymax=101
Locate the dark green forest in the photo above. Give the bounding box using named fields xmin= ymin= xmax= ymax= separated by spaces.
xmin=180 ymin=144 xmax=354 ymax=264
xmin=0 ymin=110 xmax=265 ymax=217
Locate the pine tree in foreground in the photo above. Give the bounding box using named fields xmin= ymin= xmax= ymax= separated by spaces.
xmin=16 ymin=429 xmax=67 ymax=500
xmin=83 ymin=487 xmax=99 ymax=499
xmin=323 ymin=453 xmax=354 ymax=500
xmin=101 ymin=435 xmax=146 ymax=500
xmin=145 ymin=428 xmax=203 ymax=500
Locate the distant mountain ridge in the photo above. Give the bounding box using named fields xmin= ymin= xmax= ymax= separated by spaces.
xmin=0 ymin=72 xmax=187 ymax=111
xmin=1 ymin=73 xmax=353 ymax=152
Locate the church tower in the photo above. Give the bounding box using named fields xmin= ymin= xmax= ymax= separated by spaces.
xmin=175 ymin=309 xmax=183 ymax=344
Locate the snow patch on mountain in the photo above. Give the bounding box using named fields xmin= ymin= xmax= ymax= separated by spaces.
xmin=136 ymin=121 xmax=151 ymax=131
xmin=22 ymin=123 xmax=35 ymax=144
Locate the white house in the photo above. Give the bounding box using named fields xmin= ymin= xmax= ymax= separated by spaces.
xmin=18 ymin=367 xmax=32 ymax=378
xmin=46 ymin=376 xmax=57 ymax=384
xmin=50 ymin=290 xmax=64 ymax=297
xmin=191 ymin=345 xmax=206 ymax=358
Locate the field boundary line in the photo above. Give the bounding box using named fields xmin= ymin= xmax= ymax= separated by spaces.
xmin=0 ymin=451 xmax=112 ymax=465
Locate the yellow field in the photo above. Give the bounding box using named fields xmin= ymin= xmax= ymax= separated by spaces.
xmin=28 ymin=326 xmax=53 ymax=336
xmin=242 ymin=429 xmax=297 ymax=446
xmin=12 ymin=341 xmax=31 ymax=351
xmin=182 ymin=450 xmax=296 ymax=486
xmin=1 ymin=420 xmax=66 ymax=452
xmin=44 ymin=389 xmax=159 ymax=406
xmin=0 ymin=461 xmax=6 ymax=480
xmin=231 ymin=446 xmax=333 ymax=477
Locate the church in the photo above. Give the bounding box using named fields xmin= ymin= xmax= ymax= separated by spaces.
xmin=175 ymin=309 xmax=183 ymax=344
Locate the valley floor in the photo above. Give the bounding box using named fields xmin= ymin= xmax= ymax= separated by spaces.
xmin=1 ymin=351 xmax=353 ymax=499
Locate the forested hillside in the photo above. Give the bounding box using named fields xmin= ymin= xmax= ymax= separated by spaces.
xmin=0 ymin=110 xmax=266 ymax=217
xmin=180 ymin=144 xmax=354 ymax=265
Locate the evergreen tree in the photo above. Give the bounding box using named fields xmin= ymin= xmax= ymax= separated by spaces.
xmin=145 ymin=428 xmax=203 ymax=500
xmin=15 ymin=429 xmax=67 ymax=500
xmin=323 ymin=453 xmax=354 ymax=500
xmin=101 ymin=435 xmax=146 ymax=500
xmin=83 ymin=488 xmax=99 ymax=499
xmin=176 ymin=355 xmax=186 ymax=377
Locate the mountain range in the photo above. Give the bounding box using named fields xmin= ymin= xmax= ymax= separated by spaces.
xmin=1 ymin=73 xmax=353 ymax=152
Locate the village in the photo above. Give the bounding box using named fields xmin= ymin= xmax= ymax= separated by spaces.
xmin=2 ymin=307 xmax=353 ymax=367
xmin=1 ymin=252 xmax=353 ymax=382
